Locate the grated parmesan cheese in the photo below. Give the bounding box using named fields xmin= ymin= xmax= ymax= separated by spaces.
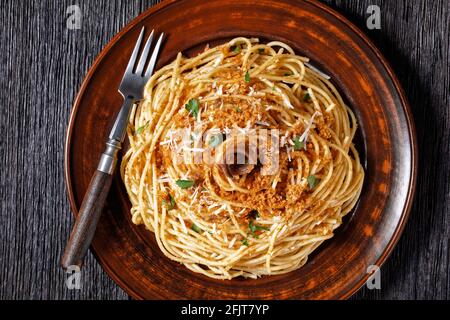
xmin=305 ymin=62 xmax=331 ymax=80
xmin=299 ymin=110 xmax=320 ymax=147
xmin=256 ymin=121 xmax=270 ymax=127
xmin=228 ymin=235 xmax=237 ymax=248
xmin=326 ymin=103 xmax=335 ymax=113
xmin=177 ymin=213 xmax=188 ymax=234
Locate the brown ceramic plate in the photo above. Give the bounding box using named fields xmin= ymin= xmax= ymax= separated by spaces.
xmin=65 ymin=0 xmax=417 ymax=299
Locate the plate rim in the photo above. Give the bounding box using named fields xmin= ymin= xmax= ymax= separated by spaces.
xmin=64 ymin=0 xmax=418 ymax=299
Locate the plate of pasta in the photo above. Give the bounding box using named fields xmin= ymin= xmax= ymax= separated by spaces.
xmin=65 ymin=0 xmax=417 ymax=299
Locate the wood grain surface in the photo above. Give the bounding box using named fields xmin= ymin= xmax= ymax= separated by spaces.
xmin=0 ymin=0 xmax=449 ymax=300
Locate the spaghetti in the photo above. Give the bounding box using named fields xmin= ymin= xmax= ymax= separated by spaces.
xmin=120 ymin=37 xmax=364 ymax=279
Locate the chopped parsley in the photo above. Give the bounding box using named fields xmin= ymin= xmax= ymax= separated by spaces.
xmin=303 ymin=92 xmax=311 ymax=102
xmin=241 ymin=238 xmax=249 ymax=246
xmin=233 ymin=44 xmax=241 ymax=53
xmin=244 ymin=71 xmax=250 ymax=83
xmin=135 ymin=121 xmax=149 ymax=135
xmin=176 ymin=179 xmax=195 ymax=189
xmin=185 ymin=98 xmax=199 ymax=118
xmin=235 ymin=106 xmax=242 ymax=113
xmin=162 ymin=194 xmax=175 ymax=210
xmin=292 ymin=136 xmax=304 ymax=150
xmin=284 ymin=71 xmax=293 ymax=76
xmin=307 ymin=175 xmax=319 ymax=189
xmin=248 ymin=220 xmax=269 ymax=237
xmin=258 ymin=48 xmax=265 ymax=54
xmin=191 ymin=223 xmax=202 ymax=233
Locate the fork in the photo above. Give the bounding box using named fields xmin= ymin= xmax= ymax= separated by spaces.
xmin=61 ymin=27 xmax=164 ymax=269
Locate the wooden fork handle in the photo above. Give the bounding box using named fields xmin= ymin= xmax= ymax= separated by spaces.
xmin=61 ymin=170 xmax=113 ymax=269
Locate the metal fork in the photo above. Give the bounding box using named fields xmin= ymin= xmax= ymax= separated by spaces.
xmin=61 ymin=27 xmax=164 ymax=269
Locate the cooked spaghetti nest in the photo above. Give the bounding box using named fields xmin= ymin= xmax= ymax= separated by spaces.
xmin=120 ymin=37 xmax=365 ymax=279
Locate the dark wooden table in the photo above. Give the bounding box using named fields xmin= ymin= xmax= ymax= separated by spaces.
xmin=1 ymin=0 xmax=449 ymax=300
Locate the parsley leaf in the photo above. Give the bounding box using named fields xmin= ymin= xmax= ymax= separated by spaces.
xmin=248 ymin=220 xmax=256 ymax=233
xmin=244 ymin=71 xmax=250 ymax=83
xmin=185 ymin=98 xmax=199 ymax=118
xmin=249 ymin=220 xmax=269 ymax=235
xmin=176 ymin=179 xmax=195 ymax=189
xmin=136 ymin=121 xmax=149 ymax=135
xmin=303 ymin=93 xmax=311 ymax=102
xmin=307 ymin=175 xmax=319 ymax=189
xmin=292 ymin=136 xmax=304 ymax=150
xmin=284 ymin=71 xmax=293 ymax=76
xmin=258 ymin=48 xmax=265 ymax=54
xmin=162 ymin=194 xmax=175 ymax=210
xmin=241 ymin=238 xmax=249 ymax=246
xmin=235 ymin=106 xmax=242 ymax=113
xmin=233 ymin=44 xmax=241 ymax=53
xmin=191 ymin=223 xmax=202 ymax=233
